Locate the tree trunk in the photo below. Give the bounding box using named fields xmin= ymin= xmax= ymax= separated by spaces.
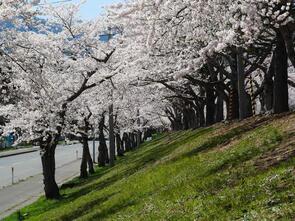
xmin=116 ymin=133 xmax=124 ymax=156
xmin=264 ymin=53 xmax=275 ymax=111
xmin=129 ymin=133 xmax=134 ymax=150
xmin=120 ymin=136 xmax=125 ymax=152
xmin=136 ymin=109 xmax=141 ymax=148
xmin=41 ymin=141 xmax=60 ymax=199
xmin=182 ymin=107 xmax=190 ymax=130
xmin=84 ymin=136 xmax=94 ymax=174
xmin=228 ymin=54 xmax=240 ymax=121
xmin=134 ymin=133 xmax=138 ymax=148
xmin=109 ymin=104 xmax=115 ymax=167
xmin=98 ymin=136 xmax=108 ymax=167
xmin=80 ymin=135 xmax=94 ymax=177
xmin=205 ymin=86 xmax=215 ymax=126
xmin=228 ymin=87 xmax=239 ymax=120
xmin=198 ymin=89 xmax=206 ymax=127
xmin=98 ymin=115 xmax=108 ymax=167
xmin=215 ymin=95 xmax=224 ymax=122
xmin=237 ymin=47 xmax=252 ymax=120
xmin=186 ymin=107 xmax=197 ymax=129
xmin=80 ymin=139 xmax=88 ymax=178
xmin=136 ymin=131 xmax=141 ymax=148
xmin=273 ymin=31 xmax=289 ymax=114
xmin=144 ymin=128 xmax=152 ymax=140
xmin=215 ymin=72 xmax=224 ymax=122
xmin=123 ymin=132 xmax=130 ymax=152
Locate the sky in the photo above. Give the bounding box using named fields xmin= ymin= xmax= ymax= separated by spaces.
xmin=49 ymin=0 xmax=124 ymax=20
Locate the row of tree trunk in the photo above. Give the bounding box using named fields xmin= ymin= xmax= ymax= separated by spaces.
xmin=166 ymin=30 xmax=291 ymax=130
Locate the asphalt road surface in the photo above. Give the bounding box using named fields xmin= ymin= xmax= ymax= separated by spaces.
xmin=0 ymin=141 xmax=99 ymax=219
xmin=0 ymin=142 xmax=98 ymax=189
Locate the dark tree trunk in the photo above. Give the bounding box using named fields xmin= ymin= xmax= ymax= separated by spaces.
xmin=198 ymin=105 xmax=205 ymax=127
xmin=205 ymin=86 xmax=215 ymax=126
xmin=192 ymin=108 xmax=200 ymax=129
xmin=273 ymin=31 xmax=289 ymax=114
xmin=80 ymin=135 xmax=94 ymax=178
xmin=80 ymin=139 xmax=88 ymax=178
xmin=131 ymin=133 xmax=135 ymax=148
xmin=191 ymin=109 xmax=199 ymax=129
xmin=134 ymin=133 xmax=138 ymax=148
xmin=136 ymin=131 xmax=141 ymax=148
xmin=79 ymin=114 xmax=94 ymax=176
xmin=109 ymin=104 xmax=115 ymax=167
xmin=140 ymin=131 xmax=143 ymax=143
xmin=198 ymin=89 xmax=206 ymax=127
xmin=84 ymin=136 xmax=94 ymax=174
xmin=87 ymin=156 xmax=95 ymax=174
xmin=123 ymin=132 xmax=130 ymax=152
xmin=228 ymin=87 xmax=239 ymax=120
xmin=98 ymin=115 xmax=109 ymax=167
xmin=41 ymin=140 xmax=60 ymax=199
xmin=136 ymin=109 xmax=141 ymax=148
xmin=116 ymin=133 xmax=124 ymax=156
xmin=186 ymin=106 xmax=197 ymax=129
xmin=129 ymin=133 xmax=135 ymax=150
xmin=182 ymin=107 xmax=190 ymax=130
xmin=215 ymin=95 xmax=224 ymax=122
xmin=228 ymin=54 xmax=240 ymax=121
xmin=120 ymin=136 xmax=125 ymax=153
xmin=168 ymin=104 xmax=184 ymax=130
xmin=237 ymin=48 xmax=253 ymax=120
xmin=143 ymin=128 xmax=152 ymax=140
xmin=264 ymin=53 xmax=275 ymax=111
xmin=215 ymin=72 xmax=224 ymax=122
xmin=98 ymin=136 xmax=108 ymax=167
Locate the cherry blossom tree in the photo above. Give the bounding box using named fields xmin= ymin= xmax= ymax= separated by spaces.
xmin=0 ymin=2 xmax=116 ymax=199
xmin=0 ymin=0 xmax=294 ymax=201
xmin=106 ymin=0 xmax=295 ymax=128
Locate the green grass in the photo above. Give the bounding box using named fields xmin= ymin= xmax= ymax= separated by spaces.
xmin=0 ymin=146 xmax=17 ymax=152
xmin=0 ymin=144 xmax=33 ymax=153
xmin=4 ymin=115 xmax=295 ymax=221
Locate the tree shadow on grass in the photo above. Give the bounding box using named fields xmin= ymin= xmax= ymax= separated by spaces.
xmin=61 ymin=128 xmax=212 ymax=201
xmin=23 ymin=128 xmax=213 ymax=219
xmin=85 ymin=199 xmax=137 ymax=221
xmin=61 ymin=133 xmax=170 ymax=191
xmin=172 ymin=117 xmax=271 ymax=163
xmin=129 ymin=128 xmax=214 ymax=166
xmin=56 ymin=192 xmax=119 ymax=221
xmin=22 ymin=191 xmax=118 ymax=221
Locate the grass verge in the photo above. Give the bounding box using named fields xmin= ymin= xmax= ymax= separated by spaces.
xmin=4 ymin=113 xmax=295 ymax=221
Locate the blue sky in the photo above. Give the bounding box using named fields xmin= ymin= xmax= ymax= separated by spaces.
xmin=49 ymin=0 xmax=124 ymax=20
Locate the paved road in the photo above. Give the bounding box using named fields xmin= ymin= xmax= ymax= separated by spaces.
xmin=0 ymin=142 xmax=98 ymax=189
xmin=0 ymin=160 xmax=81 ymax=219
xmin=0 ymin=142 xmax=99 ymax=219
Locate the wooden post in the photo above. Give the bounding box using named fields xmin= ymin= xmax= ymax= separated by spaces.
xmin=12 ymin=166 xmax=14 ymax=184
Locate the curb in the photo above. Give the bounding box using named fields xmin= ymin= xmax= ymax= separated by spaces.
xmin=0 ymin=147 xmax=40 ymax=158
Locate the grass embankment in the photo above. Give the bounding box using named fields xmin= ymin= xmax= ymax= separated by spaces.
xmin=0 ymin=144 xmax=33 ymax=153
xmin=5 ymin=113 xmax=295 ymax=221
xmin=0 ymin=147 xmax=17 ymax=153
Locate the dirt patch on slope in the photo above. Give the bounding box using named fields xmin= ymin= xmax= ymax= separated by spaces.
xmin=254 ymin=139 xmax=295 ymax=170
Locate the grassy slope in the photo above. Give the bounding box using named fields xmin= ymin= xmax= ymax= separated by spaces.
xmin=4 ymin=113 xmax=295 ymax=221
